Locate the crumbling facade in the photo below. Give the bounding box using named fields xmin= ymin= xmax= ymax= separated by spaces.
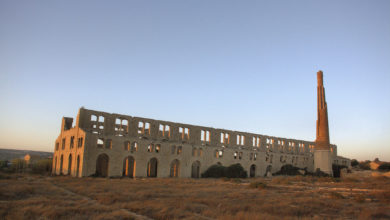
xmin=52 ymin=71 xmax=350 ymax=178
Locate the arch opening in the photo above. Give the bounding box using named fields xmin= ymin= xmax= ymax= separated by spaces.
xmin=170 ymin=159 xmax=180 ymax=178
xmin=59 ymin=155 xmax=64 ymax=175
xmin=76 ymin=155 xmax=80 ymax=177
xmin=123 ymin=156 xmax=136 ymax=177
xmin=68 ymin=154 xmax=73 ymax=175
xmin=96 ymin=153 xmax=109 ymax=177
xmin=250 ymin=164 xmax=256 ymax=177
xmin=191 ymin=161 xmax=201 ymax=178
xmin=147 ymin=158 xmax=158 ymax=177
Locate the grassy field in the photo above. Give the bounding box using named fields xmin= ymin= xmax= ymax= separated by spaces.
xmin=0 ymin=172 xmax=389 ymax=220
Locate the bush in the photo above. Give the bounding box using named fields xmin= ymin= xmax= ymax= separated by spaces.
xmin=359 ymin=161 xmax=371 ymax=170
xmin=377 ymin=163 xmax=390 ymax=171
xmin=225 ymin=164 xmax=247 ymax=178
xmin=274 ymin=164 xmax=302 ymax=176
xmin=202 ymin=163 xmax=247 ymax=178
xmin=202 ymin=164 xmax=226 ymax=178
xmin=351 ymin=159 xmax=359 ymax=167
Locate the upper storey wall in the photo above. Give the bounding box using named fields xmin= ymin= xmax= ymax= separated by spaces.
xmin=74 ymin=108 xmax=336 ymax=154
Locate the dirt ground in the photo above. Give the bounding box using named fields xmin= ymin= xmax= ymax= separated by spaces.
xmin=0 ymin=171 xmax=389 ymax=220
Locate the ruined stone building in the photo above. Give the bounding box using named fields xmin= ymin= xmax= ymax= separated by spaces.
xmin=52 ymin=71 xmax=350 ymax=178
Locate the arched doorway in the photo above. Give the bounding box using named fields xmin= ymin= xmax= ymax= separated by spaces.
xmin=250 ymin=164 xmax=256 ymax=177
xmin=123 ymin=156 xmax=135 ymax=177
xmin=76 ymin=155 xmax=80 ymax=177
xmin=59 ymin=154 xmax=64 ymax=175
xmin=147 ymin=158 xmax=158 ymax=177
xmin=191 ymin=161 xmax=201 ymax=178
xmin=53 ymin=156 xmax=57 ymax=175
xmin=265 ymin=165 xmax=272 ymax=177
xmin=68 ymin=154 xmax=72 ymax=175
xmin=170 ymin=159 xmax=180 ymax=177
xmin=96 ymin=154 xmax=109 ymax=177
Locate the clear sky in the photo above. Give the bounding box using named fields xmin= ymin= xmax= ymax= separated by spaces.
xmin=0 ymin=0 xmax=389 ymax=161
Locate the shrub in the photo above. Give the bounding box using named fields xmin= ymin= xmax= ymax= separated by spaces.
xmin=358 ymin=161 xmax=371 ymax=170
xmin=202 ymin=164 xmax=247 ymax=178
xmin=274 ymin=164 xmax=302 ymax=176
xmin=377 ymin=163 xmax=390 ymax=171
xmin=201 ymin=164 xmax=226 ymax=178
xmin=350 ymin=159 xmax=359 ymax=167
xmin=225 ymin=164 xmax=247 ymax=178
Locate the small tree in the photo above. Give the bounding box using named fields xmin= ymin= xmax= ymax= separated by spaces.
xmin=358 ymin=161 xmax=371 ymax=170
xmin=378 ymin=163 xmax=390 ymax=171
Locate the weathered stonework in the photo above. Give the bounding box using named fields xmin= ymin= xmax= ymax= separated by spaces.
xmin=52 ymin=71 xmax=349 ymax=178
xmin=314 ymin=70 xmax=334 ymax=175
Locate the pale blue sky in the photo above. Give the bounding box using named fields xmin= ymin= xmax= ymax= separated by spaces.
xmin=0 ymin=0 xmax=389 ymax=161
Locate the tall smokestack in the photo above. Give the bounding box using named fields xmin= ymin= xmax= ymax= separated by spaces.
xmin=314 ymin=70 xmax=333 ymax=176
xmin=315 ymin=70 xmax=330 ymax=150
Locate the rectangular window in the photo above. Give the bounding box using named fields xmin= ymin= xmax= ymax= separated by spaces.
xmin=115 ymin=118 xmax=128 ymax=134
xmin=177 ymin=146 xmax=182 ymax=154
xmin=266 ymin=138 xmax=274 ymax=144
xmin=70 ymin=136 xmax=74 ymax=149
xmin=131 ymin=142 xmax=138 ymax=153
xmin=159 ymin=124 xmax=170 ymax=137
xmin=155 ymin=144 xmax=161 ymax=153
xmin=200 ymin=130 xmax=210 ymax=142
xmin=138 ymin=121 xmax=151 ymax=135
xmin=179 ymin=127 xmax=190 ymax=140
xmin=220 ymin=132 xmax=229 ymax=144
xmin=97 ymin=138 xmax=104 ymax=148
xmin=252 ymin=137 xmax=261 ymax=147
xmin=237 ymin=135 xmax=245 ymax=145
xmin=55 ymin=142 xmax=59 ymax=151
xmin=124 ymin=141 xmax=130 ymax=151
xmin=78 ymin=137 xmax=83 ymax=148
xmin=62 ymin=138 xmax=66 ymax=150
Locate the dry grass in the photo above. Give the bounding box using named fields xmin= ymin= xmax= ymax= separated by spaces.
xmin=0 ymin=172 xmax=389 ymax=219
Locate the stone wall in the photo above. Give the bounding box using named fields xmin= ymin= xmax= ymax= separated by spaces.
xmin=52 ymin=108 xmax=342 ymax=178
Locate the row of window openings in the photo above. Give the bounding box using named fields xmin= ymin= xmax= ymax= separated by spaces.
xmin=214 ymin=150 xmax=257 ymax=161
xmin=56 ymin=137 xmax=83 ymax=151
xmin=97 ymin=139 xmax=202 ymax=157
xmin=279 ymin=155 xmax=300 ymax=163
xmin=90 ymin=115 xmax=310 ymax=148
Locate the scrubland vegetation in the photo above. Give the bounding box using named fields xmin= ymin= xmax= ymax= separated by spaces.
xmin=0 ymin=171 xmax=389 ymax=220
